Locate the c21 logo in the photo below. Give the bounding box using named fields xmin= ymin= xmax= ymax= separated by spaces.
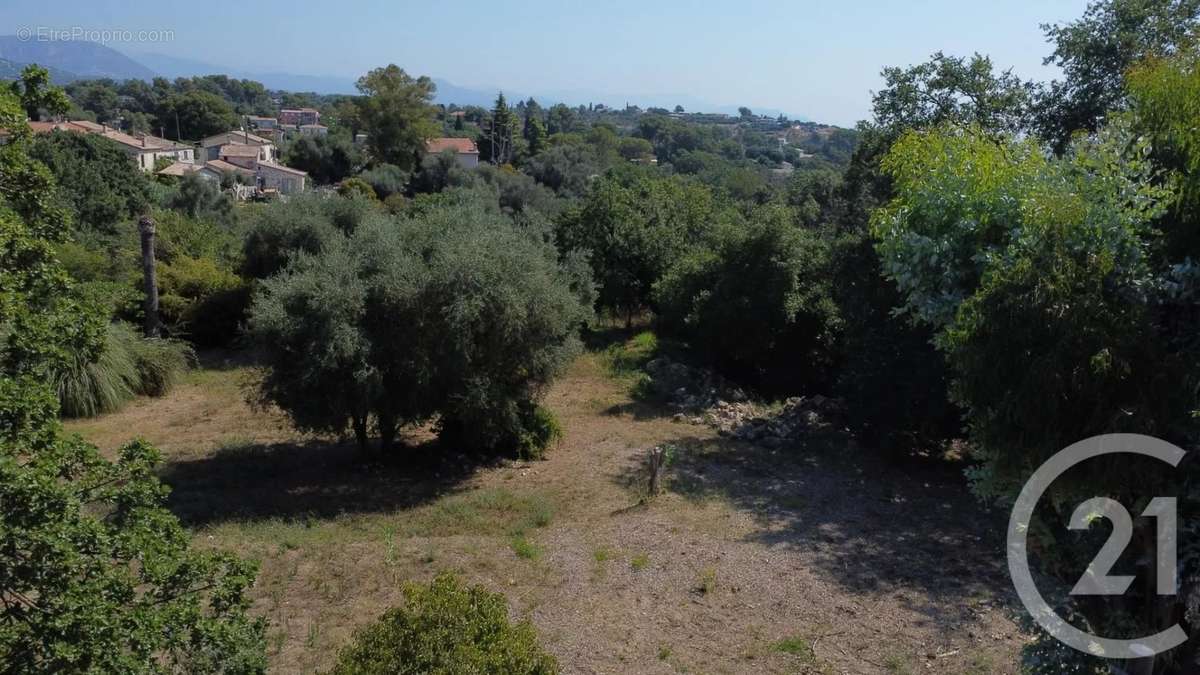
xmin=1007 ymin=434 xmax=1187 ymax=658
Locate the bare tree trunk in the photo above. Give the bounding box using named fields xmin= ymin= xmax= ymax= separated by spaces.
xmin=351 ymin=413 xmax=370 ymax=456
xmin=138 ymin=215 xmax=161 ymax=338
xmin=648 ymin=445 xmax=669 ymax=496
xmin=377 ymin=410 xmax=397 ymax=454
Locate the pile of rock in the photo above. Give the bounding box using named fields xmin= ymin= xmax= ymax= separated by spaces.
xmin=643 ymin=356 xmax=748 ymax=410
xmin=644 ymin=356 xmax=845 ymax=449
xmin=720 ymin=395 xmax=845 ymax=448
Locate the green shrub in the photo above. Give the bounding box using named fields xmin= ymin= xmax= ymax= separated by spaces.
xmin=328 ymin=573 xmax=558 ymax=675
xmin=654 ymin=206 xmax=841 ymax=393
xmin=128 ymin=330 xmax=194 ymax=397
xmin=874 ymin=121 xmax=1190 ymax=660
xmin=517 ymin=405 xmax=563 ymax=460
xmin=241 ymin=194 xmax=377 ymax=278
xmin=55 ymin=240 xmax=114 ymax=282
xmin=53 ymin=322 xmax=193 ymax=417
xmin=28 ymin=130 xmax=151 ymax=235
xmin=183 ymin=284 xmax=252 ymax=348
xmin=338 ymin=176 xmax=377 ymax=200
xmin=602 ymin=330 xmax=659 ymax=375
xmin=359 ymin=163 xmax=409 ymax=199
xmin=556 ymin=170 xmax=721 ymax=320
xmin=156 ymin=253 xmax=248 ymax=346
xmin=55 ymin=322 xmax=140 ymax=418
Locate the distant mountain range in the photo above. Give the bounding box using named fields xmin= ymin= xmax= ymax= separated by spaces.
xmin=0 ymin=36 xmax=153 ymax=80
xmin=0 ymin=37 xmax=807 ymax=120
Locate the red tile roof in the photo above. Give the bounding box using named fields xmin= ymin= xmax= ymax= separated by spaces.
xmin=218 ymin=143 xmax=262 ymax=158
xmin=257 ymin=161 xmax=307 ymax=177
xmin=156 ymin=161 xmax=201 ymax=177
xmin=28 ymin=121 xmax=89 ymax=134
xmin=203 ymin=159 xmax=255 ymax=177
xmin=426 ymin=137 xmax=478 ymax=154
xmin=201 ymin=130 xmax=273 ymax=147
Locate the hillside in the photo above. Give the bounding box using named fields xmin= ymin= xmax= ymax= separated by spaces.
xmin=0 ymin=56 xmax=77 ymax=83
xmin=0 ymin=35 xmax=154 ymax=80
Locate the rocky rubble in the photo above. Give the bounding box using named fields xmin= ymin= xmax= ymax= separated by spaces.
xmin=644 ymin=356 xmax=845 ymax=449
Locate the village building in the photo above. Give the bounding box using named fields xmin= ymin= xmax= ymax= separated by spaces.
xmin=425 ymin=137 xmax=480 ymax=169
xmin=199 ymin=130 xmax=277 ymax=163
xmin=278 ymin=108 xmax=320 ymax=126
xmin=217 ymin=143 xmax=267 ymax=170
xmin=256 ymin=161 xmax=308 ymax=195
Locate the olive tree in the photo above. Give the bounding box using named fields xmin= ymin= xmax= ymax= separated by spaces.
xmin=248 ymin=201 xmax=593 ymax=456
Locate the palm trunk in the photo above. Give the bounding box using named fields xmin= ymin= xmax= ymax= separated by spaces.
xmin=138 ymin=215 xmax=161 ymax=338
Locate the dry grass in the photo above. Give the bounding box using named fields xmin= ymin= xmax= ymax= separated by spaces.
xmin=67 ymin=341 xmax=1027 ymax=674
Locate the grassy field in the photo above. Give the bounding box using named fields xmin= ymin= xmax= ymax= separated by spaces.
xmin=66 ymin=340 xmax=1025 ymax=674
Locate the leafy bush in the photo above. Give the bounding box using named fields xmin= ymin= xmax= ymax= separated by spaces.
xmin=53 ymin=322 xmax=193 ymax=417
xmin=241 ymin=194 xmax=376 ymax=278
xmin=283 ymin=133 xmax=364 ymax=185
xmin=516 ymin=406 xmax=563 ymax=460
xmin=874 ymin=121 xmax=1194 ymax=660
xmin=654 ymin=207 xmax=840 ymax=392
xmin=129 ymin=329 xmax=193 ymax=396
xmin=156 ymin=254 xmax=248 ymax=345
xmin=329 ymin=573 xmax=557 ymax=675
xmin=833 ymin=232 xmax=959 ymax=456
xmin=337 ymin=176 xmax=377 ymax=200
xmin=169 ymin=173 xmax=233 ymax=224
xmin=358 ymin=163 xmax=409 ymax=199
xmin=183 ymin=284 xmax=253 ymax=348
xmin=557 ymin=170 xmax=721 ymax=320
xmin=248 ymin=201 xmax=593 ymax=455
xmin=152 ymin=208 xmax=242 ymax=267
xmin=28 ymin=130 xmax=151 ymax=234
xmin=54 ymin=321 xmax=140 ymax=418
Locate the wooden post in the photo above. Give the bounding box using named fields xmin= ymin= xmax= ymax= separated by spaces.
xmin=138 ymin=215 xmax=161 ymax=338
xmin=648 ymin=445 xmax=668 ymax=496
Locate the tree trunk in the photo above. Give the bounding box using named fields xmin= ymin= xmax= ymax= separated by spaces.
xmin=377 ymin=410 xmax=397 ymax=454
xmin=648 ymin=445 xmax=668 ymax=496
xmin=138 ymin=215 xmax=161 ymax=338
xmin=351 ymin=414 xmax=370 ymax=456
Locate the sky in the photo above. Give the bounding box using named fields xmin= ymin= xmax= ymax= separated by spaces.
xmin=1 ymin=0 xmax=1089 ymax=126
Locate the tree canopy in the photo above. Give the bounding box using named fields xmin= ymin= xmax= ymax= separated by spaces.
xmin=0 ymin=85 xmax=265 ymax=674
xmin=355 ymin=65 xmax=439 ymax=170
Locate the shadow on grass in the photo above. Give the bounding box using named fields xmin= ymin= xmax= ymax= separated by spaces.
xmin=615 ymin=430 xmax=1010 ymax=624
xmin=160 ymin=436 xmax=487 ymax=527
xmin=193 ymin=348 xmax=262 ymax=372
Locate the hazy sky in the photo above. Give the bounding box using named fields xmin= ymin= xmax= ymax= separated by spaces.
xmin=2 ymin=0 xmax=1088 ymax=125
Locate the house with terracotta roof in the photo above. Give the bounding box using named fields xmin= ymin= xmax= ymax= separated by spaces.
xmin=18 ymin=120 xmax=194 ymax=171
xmin=426 ymin=137 xmax=479 ymax=168
xmin=279 ymin=108 xmax=320 ymax=126
xmin=156 ymin=161 xmax=202 ymax=178
xmin=256 ymin=162 xmax=307 ymax=195
xmin=247 ymin=116 xmax=277 ymax=131
xmin=94 ymin=128 xmax=195 ymax=171
xmin=199 ymin=130 xmax=277 ymax=163
xmin=218 ymin=143 xmax=267 ymax=170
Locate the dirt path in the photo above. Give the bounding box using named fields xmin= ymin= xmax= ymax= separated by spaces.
xmin=67 ymin=352 xmax=1026 ymax=674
